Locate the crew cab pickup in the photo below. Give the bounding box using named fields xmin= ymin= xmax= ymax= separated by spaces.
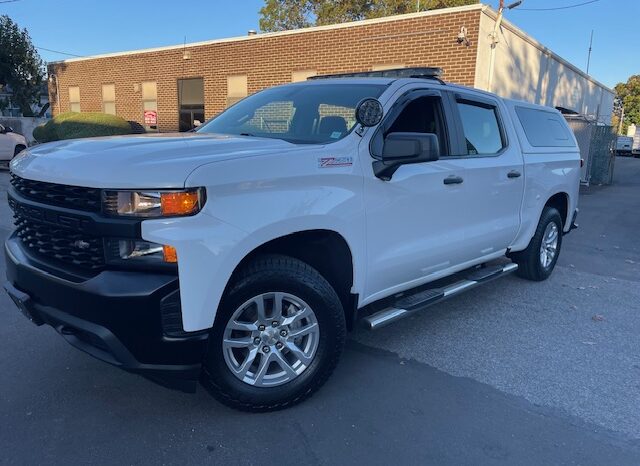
xmin=4 ymin=68 xmax=579 ymax=411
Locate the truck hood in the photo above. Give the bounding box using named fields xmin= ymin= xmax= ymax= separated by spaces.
xmin=10 ymin=133 xmax=303 ymax=188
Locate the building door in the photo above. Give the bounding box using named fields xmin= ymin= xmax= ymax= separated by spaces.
xmin=178 ymin=78 xmax=204 ymax=132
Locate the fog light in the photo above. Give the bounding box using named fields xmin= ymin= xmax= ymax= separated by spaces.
xmin=118 ymin=240 xmax=163 ymax=260
xmin=105 ymin=239 xmax=177 ymax=266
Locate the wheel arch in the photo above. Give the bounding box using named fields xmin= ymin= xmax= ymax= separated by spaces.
xmin=221 ymin=229 xmax=357 ymax=329
xmin=510 ymin=188 xmax=574 ymax=254
xmin=544 ymin=191 xmax=569 ymax=229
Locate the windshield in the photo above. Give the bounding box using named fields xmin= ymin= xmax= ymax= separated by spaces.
xmin=197 ymin=83 xmax=386 ymax=144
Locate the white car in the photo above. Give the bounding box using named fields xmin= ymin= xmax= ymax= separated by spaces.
xmin=5 ymin=68 xmax=579 ymax=411
xmin=0 ymin=124 xmax=27 ymax=161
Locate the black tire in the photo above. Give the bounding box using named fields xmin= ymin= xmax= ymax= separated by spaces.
xmin=511 ymin=207 xmax=563 ymax=281
xmin=13 ymin=145 xmax=26 ymax=158
xmin=201 ymin=254 xmax=346 ymax=411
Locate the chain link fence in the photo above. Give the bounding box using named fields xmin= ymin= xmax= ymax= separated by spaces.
xmin=566 ymin=116 xmax=617 ymax=185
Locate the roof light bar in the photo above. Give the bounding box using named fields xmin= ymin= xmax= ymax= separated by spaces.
xmin=309 ymin=67 xmax=445 ymax=84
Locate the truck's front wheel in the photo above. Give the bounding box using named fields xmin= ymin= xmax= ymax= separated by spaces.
xmin=201 ymin=255 xmax=346 ymax=411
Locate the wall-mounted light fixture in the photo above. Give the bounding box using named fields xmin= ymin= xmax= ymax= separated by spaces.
xmin=457 ymin=26 xmax=470 ymax=46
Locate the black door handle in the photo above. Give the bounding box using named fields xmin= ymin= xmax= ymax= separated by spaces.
xmin=443 ymin=175 xmax=464 ymax=185
xmin=507 ymin=170 xmax=521 ymax=178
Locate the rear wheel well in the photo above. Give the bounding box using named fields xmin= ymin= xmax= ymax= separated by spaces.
xmin=545 ymin=192 xmax=569 ymax=229
xmin=230 ymin=230 xmax=356 ymax=328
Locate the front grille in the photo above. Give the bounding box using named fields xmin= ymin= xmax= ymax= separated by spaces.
xmin=10 ymin=173 xmax=102 ymax=212
xmin=10 ymin=198 xmax=105 ymax=270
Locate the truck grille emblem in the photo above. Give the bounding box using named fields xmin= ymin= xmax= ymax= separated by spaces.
xmin=73 ymin=240 xmax=91 ymax=250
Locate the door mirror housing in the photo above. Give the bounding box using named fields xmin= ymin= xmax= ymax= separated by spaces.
xmin=4 ymin=126 xmax=13 ymax=133
xmin=373 ymin=132 xmax=440 ymax=180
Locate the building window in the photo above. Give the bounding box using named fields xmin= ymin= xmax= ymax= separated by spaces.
xmin=292 ymin=70 xmax=316 ymax=82
xmin=68 ymin=86 xmax=80 ymax=112
xmin=102 ymin=84 xmax=116 ymax=115
xmin=178 ymin=78 xmax=204 ymax=132
xmin=371 ymin=64 xmax=405 ymax=71
xmin=141 ymin=81 xmax=157 ymax=129
xmin=227 ymin=75 xmax=247 ymax=107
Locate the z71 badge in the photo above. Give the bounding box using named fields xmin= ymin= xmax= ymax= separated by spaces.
xmin=318 ymin=157 xmax=353 ymax=168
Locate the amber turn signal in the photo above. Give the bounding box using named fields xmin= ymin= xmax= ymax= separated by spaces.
xmin=163 ymin=245 xmax=178 ymax=263
xmin=161 ymin=191 xmax=200 ymax=216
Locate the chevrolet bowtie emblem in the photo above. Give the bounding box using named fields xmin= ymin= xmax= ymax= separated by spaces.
xmin=73 ymin=240 xmax=91 ymax=250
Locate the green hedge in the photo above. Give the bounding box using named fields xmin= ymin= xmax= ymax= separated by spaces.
xmin=33 ymin=112 xmax=134 ymax=143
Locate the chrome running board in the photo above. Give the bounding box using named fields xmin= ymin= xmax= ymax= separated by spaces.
xmin=363 ymin=262 xmax=518 ymax=330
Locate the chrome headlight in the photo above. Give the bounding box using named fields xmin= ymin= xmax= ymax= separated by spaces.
xmin=103 ymin=188 xmax=205 ymax=218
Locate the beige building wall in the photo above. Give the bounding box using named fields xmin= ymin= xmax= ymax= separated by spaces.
xmin=474 ymin=6 xmax=614 ymax=124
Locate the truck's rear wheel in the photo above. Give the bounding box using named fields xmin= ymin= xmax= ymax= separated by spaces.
xmin=512 ymin=206 xmax=563 ymax=281
xmin=201 ymin=254 xmax=346 ymax=411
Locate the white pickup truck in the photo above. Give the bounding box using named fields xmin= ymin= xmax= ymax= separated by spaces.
xmin=5 ymin=68 xmax=579 ymax=411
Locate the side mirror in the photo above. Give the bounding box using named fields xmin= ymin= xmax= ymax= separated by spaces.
xmin=374 ymin=132 xmax=440 ymax=180
xmin=5 ymin=126 xmax=13 ymax=133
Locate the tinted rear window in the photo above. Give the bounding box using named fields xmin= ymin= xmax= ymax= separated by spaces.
xmin=515 ymin=107 xmax=575 ymax=148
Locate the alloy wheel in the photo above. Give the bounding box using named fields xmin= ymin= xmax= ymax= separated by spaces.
xmin=222 ymin=292 xmax=320 ymax=387
xmin=539 ymin=222 xmax=559 ymax=268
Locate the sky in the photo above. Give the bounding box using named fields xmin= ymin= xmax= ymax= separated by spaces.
xmin=2 ymin=0 xmax=637 ymax=89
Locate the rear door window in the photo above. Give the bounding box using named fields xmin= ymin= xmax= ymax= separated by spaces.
xmin=515 ymin=106 xmax=575 ymax=147
xmin=456 ymin=100 xmax=505 ymax=155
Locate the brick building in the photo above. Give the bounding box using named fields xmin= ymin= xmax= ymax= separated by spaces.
xmin=47 ymin=3 xmax=614 ymax=133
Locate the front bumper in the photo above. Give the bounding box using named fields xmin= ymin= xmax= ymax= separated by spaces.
xmin=4 ymin=235 xmax=209 ymax=392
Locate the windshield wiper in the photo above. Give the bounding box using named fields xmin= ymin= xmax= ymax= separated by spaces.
xmin=239 ymin=132 xmax=255 ymax=137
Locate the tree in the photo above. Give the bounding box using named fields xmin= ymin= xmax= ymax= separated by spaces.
xmin=0 ymin=15 xmax=45 ymax=117
xmin=259 ymin=0 xmax=314 ymax=33
xmin=614 ymin=75 xmax=640 ymax=136
xmin=260 ymin=0 xmax=478 ymax=32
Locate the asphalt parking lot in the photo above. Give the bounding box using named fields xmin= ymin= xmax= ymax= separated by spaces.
xmin=1 ymin=158 xmax=639 ymax=465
